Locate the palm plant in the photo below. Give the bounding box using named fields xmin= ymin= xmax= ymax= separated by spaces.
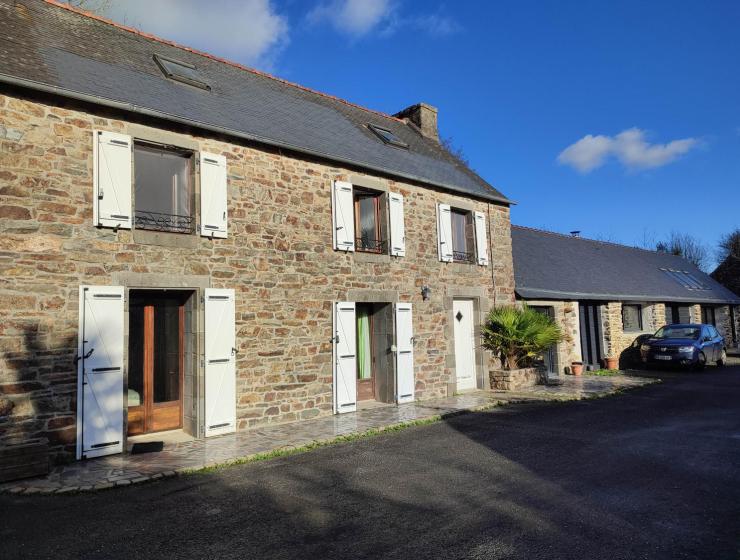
xmin=482 ymin=304 xmax=563 ymax=370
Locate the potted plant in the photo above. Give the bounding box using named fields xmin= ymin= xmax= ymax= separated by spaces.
xmin=482 ymin=304 xmax=564 ymax=391
xmin=571 ymin=361 xmax=584 ymax=376
xmin=603 ymin=355 xmax=618 ymax=370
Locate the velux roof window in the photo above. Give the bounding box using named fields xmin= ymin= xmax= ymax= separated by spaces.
xmin=367 ymin=123 xmax=408 ymax=149
xmin=153 ymin=54 xmax=210 ymax=91
xmin=661 ymin=268 xmax=709 ymax=291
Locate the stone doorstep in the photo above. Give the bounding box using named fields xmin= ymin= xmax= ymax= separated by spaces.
xmin=0 ymin=378 xmax=655 ymax=496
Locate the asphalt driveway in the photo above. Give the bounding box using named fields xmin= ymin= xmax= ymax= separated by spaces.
xmin=3 ymin=365 xmax=740 ymax=560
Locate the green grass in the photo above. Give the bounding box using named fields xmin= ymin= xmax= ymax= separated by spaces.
xmin=590 ymin=368 xmax=623 ymax=376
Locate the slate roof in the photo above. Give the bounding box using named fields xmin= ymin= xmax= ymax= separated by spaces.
xmin=512 ymin=226 xmax=740 ymax=304
xmin=0 ymin=0 xmax=510 ymax=204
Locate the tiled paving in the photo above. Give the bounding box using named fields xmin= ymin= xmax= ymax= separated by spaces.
xmin=0 ymin=374 xmax=655 ymax=494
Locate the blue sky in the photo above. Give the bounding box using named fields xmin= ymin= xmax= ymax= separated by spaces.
xmin=85 ymin=0 xmax=740 ymax=267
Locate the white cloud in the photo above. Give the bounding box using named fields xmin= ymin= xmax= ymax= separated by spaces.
xmin=92 ymin=0 xmax=289 ymax=69
xmin=307 ymin=0 xmax=460 ymax=38
xmin=558 ymin=128 xmax=699 ymax=173
xmin=307 ymin=0 xmax=393 ymax=36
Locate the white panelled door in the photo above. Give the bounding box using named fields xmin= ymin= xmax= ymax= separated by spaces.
xmin=394 ymin=302 xmax=415 ymax=404
xmin=333 ymin=302 xmax=357 ymax=413
xmin=200 ymin=152 xmax=228 ymax=239
xmin=453 ymin=299 xmax=477 ymax=391
xmin=204 ymin=288 xmax=237 ymax=437
xmin=76 ymin=285 xmax=124 ymax=460
xmin=93 ymin=130 xmax=132 ymax=230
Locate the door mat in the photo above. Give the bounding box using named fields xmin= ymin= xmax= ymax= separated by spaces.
xmin=130 ymin=442 xmax=164 ymax=454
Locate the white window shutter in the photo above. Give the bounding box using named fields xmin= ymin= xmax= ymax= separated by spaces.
xmin=200 ymin=152 xmax=228 ymax=239
xmin=333 ymin=301 xmax=357 ymax=413
xmin=204 ymin=288 xmax=237 ymax=437
xmin=332 ymin=181 xmax=355 ymax=251
xmin=76 ymin=285 xmax=124 ymax=460
xmin=389 ymin=192 xmax=406 ymax=257
xmin=437 ymin=204 xmax=453 ymax=262
xmin=395 ymin=302 xmax=415 ymax=404
xmin=474 ymin=211 xmax=489 ymax=266
xmin=93 ymin=130 xmax=132 ymax=230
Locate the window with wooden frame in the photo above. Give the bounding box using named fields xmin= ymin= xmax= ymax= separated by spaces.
xmin=134 ymin=142 xmax=194 ymax=234
xmin=622 ymin=304 xmax=643 ymax=332
xmin=353 ymin=188 xmax=385 ymax=253
xmin=450 ymin=209 xmax=475 ymax=263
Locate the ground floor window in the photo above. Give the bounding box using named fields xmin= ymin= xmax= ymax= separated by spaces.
xmin=701 ymin=306 xmax=716 ymax=326
xmin=622 ymin=304 xmax=643 ymax=332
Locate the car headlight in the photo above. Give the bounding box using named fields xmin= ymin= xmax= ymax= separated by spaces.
xmin=677 ymin=346 xmax=694 ymax=353
xmin=640 ymin=344 xmax=650 ymax=351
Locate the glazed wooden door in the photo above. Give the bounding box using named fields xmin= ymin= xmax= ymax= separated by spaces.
xmin=128 ymin=293 xmax=184 ymax=435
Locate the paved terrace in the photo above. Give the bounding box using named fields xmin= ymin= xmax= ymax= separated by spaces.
xmin=0 ymin=374 xmax=654 ymax=495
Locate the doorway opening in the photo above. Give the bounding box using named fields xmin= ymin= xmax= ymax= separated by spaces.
xmin=127 ymin=290 xmax=193 ymax=436
xmin=578 ymin=301 xmax=604 ymax=369
xmin=355 ymin=302 xmax=394 ymax=404
xmin=530 ymin=305 xmax=557 ymax=374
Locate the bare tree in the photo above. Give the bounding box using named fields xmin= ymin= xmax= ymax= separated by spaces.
xmin=655 ymin=231 xmax=709 ymax=271
xmin=440 ymin=136 xmax=470 ymax=167
xmin=718 ymin=228 xmax=740 ymax=262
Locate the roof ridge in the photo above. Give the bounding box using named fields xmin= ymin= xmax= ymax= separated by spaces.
xmin=511 ymin=224 xmax=696 ymax=260
xmin=43 ymin=0 xmax=405 ymax=124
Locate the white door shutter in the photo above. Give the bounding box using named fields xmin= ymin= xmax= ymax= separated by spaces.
xmin=200 ymin=152 xmax=228 ymax=238
xmin=389 ymin=192 xmax=406 ymax=257
xmin=332 ymin=181 xmax=355 ymax=251
xmin=204 ymin=288 xmax=237 ymax=436
xmin=93 ymin=130 xmax=132 ymax=229
xmin=395 ymin=302 xmax=415 ymax=404
xmin=474 ymin=211 xmax=489 ymax=266
xmin=437 ymin=204 xmax=453 ymax=262
xmin=333 ymin=301 xmax=357 ymax=413
xmin=76 ymin=285 xmax=124 ymax=460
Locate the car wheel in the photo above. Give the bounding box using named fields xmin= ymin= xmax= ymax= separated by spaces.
xmin=717 ymin=349 xmax=726 ymax=367
xmin=694 ymin=352 xmax=707 ymax=371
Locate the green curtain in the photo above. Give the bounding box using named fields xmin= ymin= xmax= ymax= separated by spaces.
xmin=357 ymin=307 xmax=372 ymax=380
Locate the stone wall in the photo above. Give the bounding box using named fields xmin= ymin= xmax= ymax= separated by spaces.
xmin=0 ymin=90 xmax=516 ymax=461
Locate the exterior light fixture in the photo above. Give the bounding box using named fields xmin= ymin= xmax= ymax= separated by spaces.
xmin=421 ymin=286 xmax=431 ymax=301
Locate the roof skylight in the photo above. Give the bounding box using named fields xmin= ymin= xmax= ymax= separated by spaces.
xmin=153 ymin=54 xmax=210 ymax=91
xmin=367 ymin=123 xmax=408 ymax=149
xmin=661 ymin=268 xmax=709 ymax=290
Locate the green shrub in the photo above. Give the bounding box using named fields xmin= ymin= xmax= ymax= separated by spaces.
xmin=481 ymin=304 xmax=564 ymax=370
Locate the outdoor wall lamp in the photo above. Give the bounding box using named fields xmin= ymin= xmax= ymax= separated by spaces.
xmin=421 ymin=286 xmax=431 ymax=301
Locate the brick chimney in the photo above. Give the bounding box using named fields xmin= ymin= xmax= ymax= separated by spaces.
xmin=394 ymin=102 xmax=439 ymax=141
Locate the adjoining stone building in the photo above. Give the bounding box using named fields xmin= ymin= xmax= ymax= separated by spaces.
xmin=512 ymin=226 xmax=740 ymax=373
xmin=0 ymin=0 xmax=515 ymax=465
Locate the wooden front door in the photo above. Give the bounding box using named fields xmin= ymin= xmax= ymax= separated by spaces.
xmin=127 ymin=292 xmax=185 ymax=435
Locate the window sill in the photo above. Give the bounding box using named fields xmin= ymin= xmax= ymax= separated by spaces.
xmin=133 ymin=228 xmax=198 ymax=249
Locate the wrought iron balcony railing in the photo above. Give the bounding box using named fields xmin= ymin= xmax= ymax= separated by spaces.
xmin=453 ymin=250 xmax=475 ymax=263
xmin=356 ymin=237 xmax=387 ymax=253
xmin=134 ymin=210 xmax=194 ymax=234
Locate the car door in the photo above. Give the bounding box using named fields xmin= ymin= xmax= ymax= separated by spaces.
xmin=701 ymin=327 xmax=715 ymax=361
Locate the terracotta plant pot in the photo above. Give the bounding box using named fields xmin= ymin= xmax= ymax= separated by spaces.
xmin=571 ymin=362 xmax=583 ymax=376
xmin=604 ymin=357 xmax=618 ymax=370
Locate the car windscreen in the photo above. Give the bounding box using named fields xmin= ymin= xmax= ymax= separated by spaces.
xmin=653 ymin=326 xmax=700 ymax=339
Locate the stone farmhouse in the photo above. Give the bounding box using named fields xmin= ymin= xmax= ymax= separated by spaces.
xmin=512 ymin=226 xmax=740 ymax=373
xmin=0 ymin=0 xmax=515 ymax=464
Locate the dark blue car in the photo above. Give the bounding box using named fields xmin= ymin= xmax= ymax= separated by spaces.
xmin=640 ymin=323 xmax=726 ymax=370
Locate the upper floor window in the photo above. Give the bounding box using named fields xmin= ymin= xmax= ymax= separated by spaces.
xmin=450 ymin=209 xmax=474 ymax=263
xmin=134 ymin=142 xmax=194 ymax=234
xmin=354 ymin=188 xmax=384 ymax=253
xmin=622 ymin=304 xmax=643 ymax=332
